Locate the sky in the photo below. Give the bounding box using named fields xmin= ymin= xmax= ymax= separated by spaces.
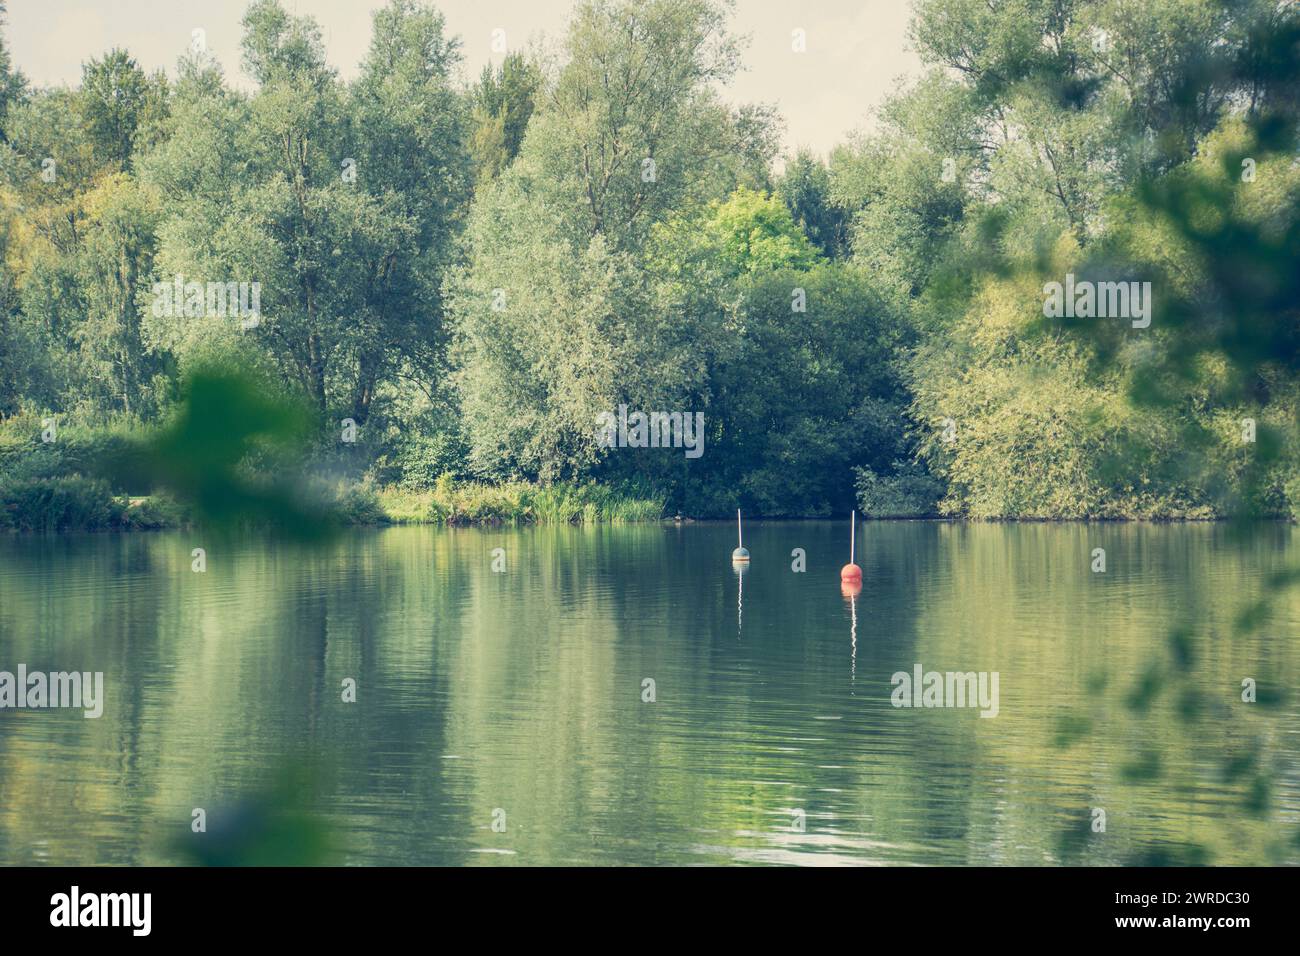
xmin=4 ymin=0 xmax=924 ymax=157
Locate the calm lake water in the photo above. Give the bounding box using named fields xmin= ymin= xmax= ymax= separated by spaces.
xmin=0 ymin=521 xmax=1297 ymax=866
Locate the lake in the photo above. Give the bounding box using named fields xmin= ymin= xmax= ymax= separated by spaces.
xmin=0 ymin=521 xmax=1297 ymax=866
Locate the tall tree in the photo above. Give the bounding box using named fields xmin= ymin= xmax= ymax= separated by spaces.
xmin=0 ymin=0 xmax=24 ymax=143
xmin=79 ymin=50 xmax=168 ymax=171
xmin=861 ymin=0 xmax=1300 ymax=519
xmin=469 ymin=52 xmax=541 ymax=181
xmin=777 ymin=150 xmax=846 ymax=259
xmin=142 ymin=0 xmax=469 ymax=424
xmin=453 ymin=0 xmax=778 ymax=480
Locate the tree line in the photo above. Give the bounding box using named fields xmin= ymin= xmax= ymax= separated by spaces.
xmin=2 ymin=0 xmax=1298 ymax=523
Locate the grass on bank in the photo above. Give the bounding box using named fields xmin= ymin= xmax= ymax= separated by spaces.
xmin=1 ymin=473 xmax=665 ymax=532
xmin=0 ymin=421 xmax=189 ymax=531
xmin=0 ymin=477 xmax=187 ymax=532
xmin=1 ymin=412 xmax=664 ymax=531
xmin=365 ymin=477 xmax=664 ymax=526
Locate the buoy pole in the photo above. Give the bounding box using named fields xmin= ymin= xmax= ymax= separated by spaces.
xmin=840 ymin=509 xmax=862 ymax=587
xmin=732 ymin=508 xmax=750 ymax=563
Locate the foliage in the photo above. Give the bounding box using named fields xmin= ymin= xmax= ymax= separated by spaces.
xmin=832 ymin=0 xmax=1300 ymax=520
xmin=373 ymin=478 xmax=663 ymax=525
xmin=452 ymin=0 xmax=776 ymax=485
xmin=856 ymin=463 xmax=944 ymax=518
xmin=676 ymin=263 xmax=913 ymax=516
xmin=778 ymin=150 xmax=847 ymax=259
xmin=469 ymin=52 xmax=541 ymax=181
xmin=1 ymin=0 xmax=1299 ymax=522
xmin=0 ymin=475 xmax=125 ymax=531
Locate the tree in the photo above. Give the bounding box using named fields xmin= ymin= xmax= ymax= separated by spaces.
xmin=525 ymin=0 xmax=770 ymax=252
xmin=829 ymin=72 xmax=977 ymax=298
xmin=691 ymin=264 xmax=911 ymax=516
xmin=7 ymin=170 xmax=164 ymax=419
xmin=452 ymin=0 xmax=778 ymax=481
xmin=79 ymin=50 xmax=168 ymax=171
xmin=4 ymin=88 xmax=99 ymax=252
xmin=142 ymin=0 xmax=470 ymax=425
xmin=885 ymin=0 xmax=1300 ymax=519
xmin=777 ymin=150 xmax=847 ymax=258
xmin=341 ymin=0 xmax=471 ymax=424
xmin=69 ymin=174 xmax=166 ymax=417
xmin=0 ymin=0 xmax=24 ymax=143
xmin=691 ymin=186 xmax=822 ymax=275
xmin=469 ymin=52 xmax=541 ymax=181
xmin=0 ymin=183 xmax=45 ymax=415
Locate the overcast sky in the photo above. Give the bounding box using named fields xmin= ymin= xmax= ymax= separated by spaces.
xmin=5 ymin=0 xmax=923 ymax=157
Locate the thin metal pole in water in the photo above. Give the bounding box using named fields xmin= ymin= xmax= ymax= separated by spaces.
xmin=850 ymin=510 xmax=855 ymax=564
xmin=737 ymin=509 xmax=743 ymax=549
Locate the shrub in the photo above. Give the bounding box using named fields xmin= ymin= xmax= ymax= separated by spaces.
xmin=123 ymin=494 xmax=188 ymax=529
xmin=0 ymin=476 xmax=126 ymax=532
xmin=856 ymin=463 xmax=944 ymax=518
xmin=334 ymin=483 xmax=388 ymax=525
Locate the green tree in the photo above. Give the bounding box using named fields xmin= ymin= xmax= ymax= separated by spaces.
xmin=9 ymin=174 xmax=165 ymax=420
xmin=525 ymin=0 xmax=771 ymax=252
xmin=341 ymin=0 xmax=471 ymax=424
xmin=4 ymin=88 xmax=99 ymax=252
xmin=0 ymin=185 xmax=45 ymax=414
xmin=452 ymin=0 xmax=778 ymax=481
xmin=142 ymin=0 xmax=470 ymax=426
xmin=469 ymin=52 xmax=541 ymax=181
xmin=829 ymin=72 xmax=976 ymax=298
xmin=0 ymin=0 xmax=24 ymax=142
xmin=777 ymin=150 xmax=847 ymax=258
xmin=694 ymin=186 xmax=822 ymax=275
xmin=842 ymin=0 xmax=1300 ymax=519
xmin=79 ymin=49 xmax=168 ymax=171
xmin=69 ymin=175 xmax=166 ymax=417
xmin=689 ymin=264 xmax=910 ymax=516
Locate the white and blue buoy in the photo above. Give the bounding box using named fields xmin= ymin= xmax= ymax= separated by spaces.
xmin=732 ymin=508 xmax=750 ymax=563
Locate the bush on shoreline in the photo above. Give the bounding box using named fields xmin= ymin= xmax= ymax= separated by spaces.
xmin=0 ymin=474 xmax=191 ymax=532
xmin=0 ymin=476 xmax=125 ymax=532
xmin=372 ymin=478 xmax=663 ymax=526
xmin=0 ymin=472 xmax=664 ymax=532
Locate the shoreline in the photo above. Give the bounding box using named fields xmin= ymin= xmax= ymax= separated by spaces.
xmin=2 ymin=500 xmax=1291 ymax=535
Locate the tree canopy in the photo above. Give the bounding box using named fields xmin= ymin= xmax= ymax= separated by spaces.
xmin=2 ymin=0 xmax=1298 ymax=520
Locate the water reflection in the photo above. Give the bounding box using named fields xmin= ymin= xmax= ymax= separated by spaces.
xmin=734 ymin=560 xmax=746 ymax=639
xmin=844 ymin=587 xmax=858 ymax=688
xmin=0 ymin=521 xmax=1296 ymax=865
